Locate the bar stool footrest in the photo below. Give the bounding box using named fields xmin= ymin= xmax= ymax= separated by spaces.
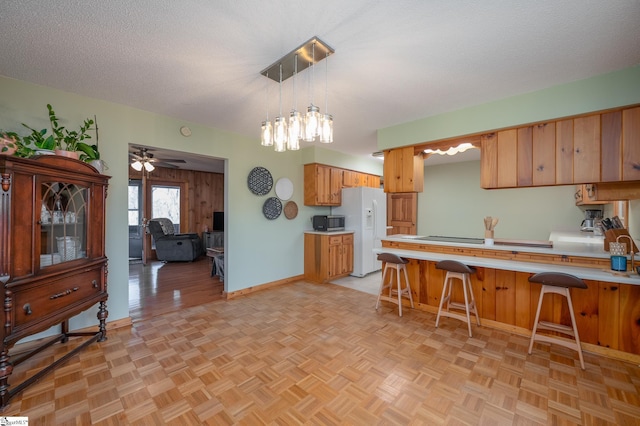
xmin=531 ymin=333 xmax=581 ymax=352
xmin=438 ymin=311 xmax=470 ymax=324
xmin=537 ymin=321 xmax=575 ymax=337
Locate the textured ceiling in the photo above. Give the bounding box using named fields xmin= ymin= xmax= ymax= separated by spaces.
xmin=1 ymin=1 xmax=639 ymax=171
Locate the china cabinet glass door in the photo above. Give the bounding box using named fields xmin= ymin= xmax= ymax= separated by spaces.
xmin=40 ymin=181 xmax=88 ymax=266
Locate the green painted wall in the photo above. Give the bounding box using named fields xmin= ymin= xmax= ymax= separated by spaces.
xmin=378 ymin=65 xmax=640 ymax=149
xmin=0 ymin=76 xmax=336 ymax=331
xmin=420 ymin=161 xmax=585 ymax=240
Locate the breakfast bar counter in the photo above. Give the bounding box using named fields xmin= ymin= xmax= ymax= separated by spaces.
xmin=375 ymin=235 xmax=640 ymax=362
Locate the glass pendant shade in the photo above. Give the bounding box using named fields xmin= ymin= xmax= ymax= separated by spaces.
xmin=131 ymin=160 xmax=143 ymax=171
xmin=259 ymin=37 xmax=334 ymax=151
xmin=288 ymin=111 xmax=302 ymax=149
xmin=143 ymin=161 xmax=155 ymax=172
xmin=274 ymin=116 xmax=288 ymax=152
xmin=319 ymin=114 xmax=333 ymax=143
xmin=304 ymin=105 xmax=320 ymax=141
xmin=261 ymin=120 xmax=273 ymax=146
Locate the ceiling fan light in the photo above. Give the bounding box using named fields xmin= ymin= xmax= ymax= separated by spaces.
xmin=143 ymin=161 xmax=155 ymax=172
xmin=131 ymin=160 xmax=143 ymax=171
xmin=261 ymin=120 xmax=273 ymax=146
xmin=319 ymin=113 xmax=333 ymax=143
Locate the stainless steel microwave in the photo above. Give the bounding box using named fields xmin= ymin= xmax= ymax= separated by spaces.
xmin=312 ymin=215 xmax=345 ymax=232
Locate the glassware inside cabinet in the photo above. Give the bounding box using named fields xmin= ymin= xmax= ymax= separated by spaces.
xmin=40 ymin=181 xmax=88 ymax=266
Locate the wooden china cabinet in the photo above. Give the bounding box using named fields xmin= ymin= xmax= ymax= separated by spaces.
xmin=0 ymin=155 xmax=109 ymax=409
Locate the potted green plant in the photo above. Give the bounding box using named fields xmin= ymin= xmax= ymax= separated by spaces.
xmin=21 ymin=104 xmax=99 ymax=161
xmin=0 ymin=131 xmax=36 ymax=158
xmin=0 ymin=132 xmax=17 ymax=155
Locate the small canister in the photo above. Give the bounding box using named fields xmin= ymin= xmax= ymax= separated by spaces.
xmin=609 ymin=242 xmax=627 ymax=271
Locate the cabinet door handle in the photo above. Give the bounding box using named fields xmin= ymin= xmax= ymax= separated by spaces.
xmin=23 ymin=303 xmax=32 ymax=315
xmin=92 ymin=279 xmax=98 ymax=288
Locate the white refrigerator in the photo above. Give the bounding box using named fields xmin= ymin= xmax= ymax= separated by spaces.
xmin=333 ymin=187 xmax=387 ymax=277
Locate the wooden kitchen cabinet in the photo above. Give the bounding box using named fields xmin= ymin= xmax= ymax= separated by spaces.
xmin=555 ymin=119 xmax=574 ymax=185
xmin=532 ymin=122 xmax=556 ymax=186
xmin=573 ymin=115 xmax=601 ymax=183
xmin=342 ymin=170 xmax=380 ymax=188
xmin=481 ymin=129 xmax=532 ymax=189
xmin=304 ymin=232 xmax=354 ymax=283
xmin=622 ymin=106 xmax=640 ymax=181
xmin=575 ymin=182 xmax=640 ymax=204
xmin=574 ymin=184 xmax=607 ymax=205
xmin=304 ymin=163 xmax=342 ymax=206
xmin=306 ymin=164 xmax=381 ymax=205
xmin=387 ymin=192 xmax=417 ymax=235
xmin=480 ymin=105 xmax=640 ymax=189
xmin=383 ymin=146 xmax=424 ymax=193
xmin=601 ymin=110 xmax=622 ymax=182
xmin=366 ymin=174 xmax=381 ymax=188
xmin=0 ymin=155 xmax=109 ymax=408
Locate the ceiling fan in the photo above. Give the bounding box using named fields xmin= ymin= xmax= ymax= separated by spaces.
xmin=129 ymin=147 xmax=186 ymax=172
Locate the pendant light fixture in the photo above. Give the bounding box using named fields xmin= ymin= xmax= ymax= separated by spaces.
xmin=303 ymin=42 xmax=320 ymax=142
xmin=273 ymin=63 xmax=288 ymax=152
xmin=287 ymin=54 xmax=302 ymax=150
xmin=260 ymin=71 xmax=273 ymax=147
xmin=259 ymin=37 xmax=334 ymax=152
xmin=319 ymin=50 xmax=333 ymax=143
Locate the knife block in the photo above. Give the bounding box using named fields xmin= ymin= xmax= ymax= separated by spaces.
xmin=604 ymin=229 xmax=638 ymax=253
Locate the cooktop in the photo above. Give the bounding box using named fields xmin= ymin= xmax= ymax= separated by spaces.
xmin=417 ymin=236 xmax=485 ymax=244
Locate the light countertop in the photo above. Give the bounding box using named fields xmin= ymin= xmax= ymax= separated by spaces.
xmin=304 ymin=230 xmax=354 ymax=235
xmin=379 ymin=235 xmax=640 ymax=285
xmin=383 ymin=234 xmax=615 ymax=258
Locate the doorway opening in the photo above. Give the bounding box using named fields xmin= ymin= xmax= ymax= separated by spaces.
xmin=127 ymin=144 xmax=227 ymax=319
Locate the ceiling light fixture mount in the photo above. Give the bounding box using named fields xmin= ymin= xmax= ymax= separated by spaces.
xmin=260 ymin=36 xmax=334 ymax=152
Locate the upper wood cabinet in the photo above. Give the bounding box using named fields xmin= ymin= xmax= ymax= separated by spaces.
xmin=481 ymin=105 xmax=640 ymax=189
xmin=304 ymin=163 xmax=381 ymax=206
xmin=481 ymin=129 xmax=534 ymax=189
xmin=575 ymin=182 xmax=640 ymax=204
xmin=622 ymin=107 xmax=640 ymax=181
xmin=342 ymin=170 xmax=380 ymax=188
xmin=573 ymin=115 xmax=600 ymax=183
xmin=532 ymin=122 xmax=556 ymax=186
xmin=383 ymin=146 xmax=424 ymax=193
xmin=601 ymin=110 xmax=622 ymax=182
xmin=304 ymin=163 xmax=342 ymax=206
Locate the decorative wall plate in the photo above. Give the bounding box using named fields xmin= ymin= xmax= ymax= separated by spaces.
xmin=284 ymin=201 xmax=298 ymax=219
xmin=263 ymin=197 xmax=282 ymax=220
xmin=248 ymin=166 xmax=273 ymax=195
xmin=275 ymin=177 xmax=294 ymax=200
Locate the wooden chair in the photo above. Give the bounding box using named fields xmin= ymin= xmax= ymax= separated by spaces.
xmin=528 ymin=272 xmax=588 ymax=370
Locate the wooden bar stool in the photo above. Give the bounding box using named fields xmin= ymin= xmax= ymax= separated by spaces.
xmin=435 ymin=260 xmax=480 ymax=337
xmin=375 ymin=253 xmax=414 ymax=317
xmin=527 ymin=272 xmax=587 ymax=370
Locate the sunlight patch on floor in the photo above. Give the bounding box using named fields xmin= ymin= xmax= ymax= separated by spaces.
xmin=330 ymin=271 xmax=381 ymax=295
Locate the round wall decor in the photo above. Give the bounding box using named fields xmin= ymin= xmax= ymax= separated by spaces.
xmin=248 ymin=166 xmax=273 ymax=195
xmin=284 ymin=201 xmax=298 ymax=219
xmin=275 ymin=177 xmax=294 ymax=200
xmin=263 ymin=197 xmax=282 ymax=220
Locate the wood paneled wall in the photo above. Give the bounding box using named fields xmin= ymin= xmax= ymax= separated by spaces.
xmin=130 ymin=167 xmax=224 ymax=233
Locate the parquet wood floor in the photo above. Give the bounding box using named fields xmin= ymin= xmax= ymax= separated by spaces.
xmin=3 ymin=265 xmax=640 ymax=424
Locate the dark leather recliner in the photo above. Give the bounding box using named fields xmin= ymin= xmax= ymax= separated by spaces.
xmin=147 ymin=218 xmax=203 ymax=262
